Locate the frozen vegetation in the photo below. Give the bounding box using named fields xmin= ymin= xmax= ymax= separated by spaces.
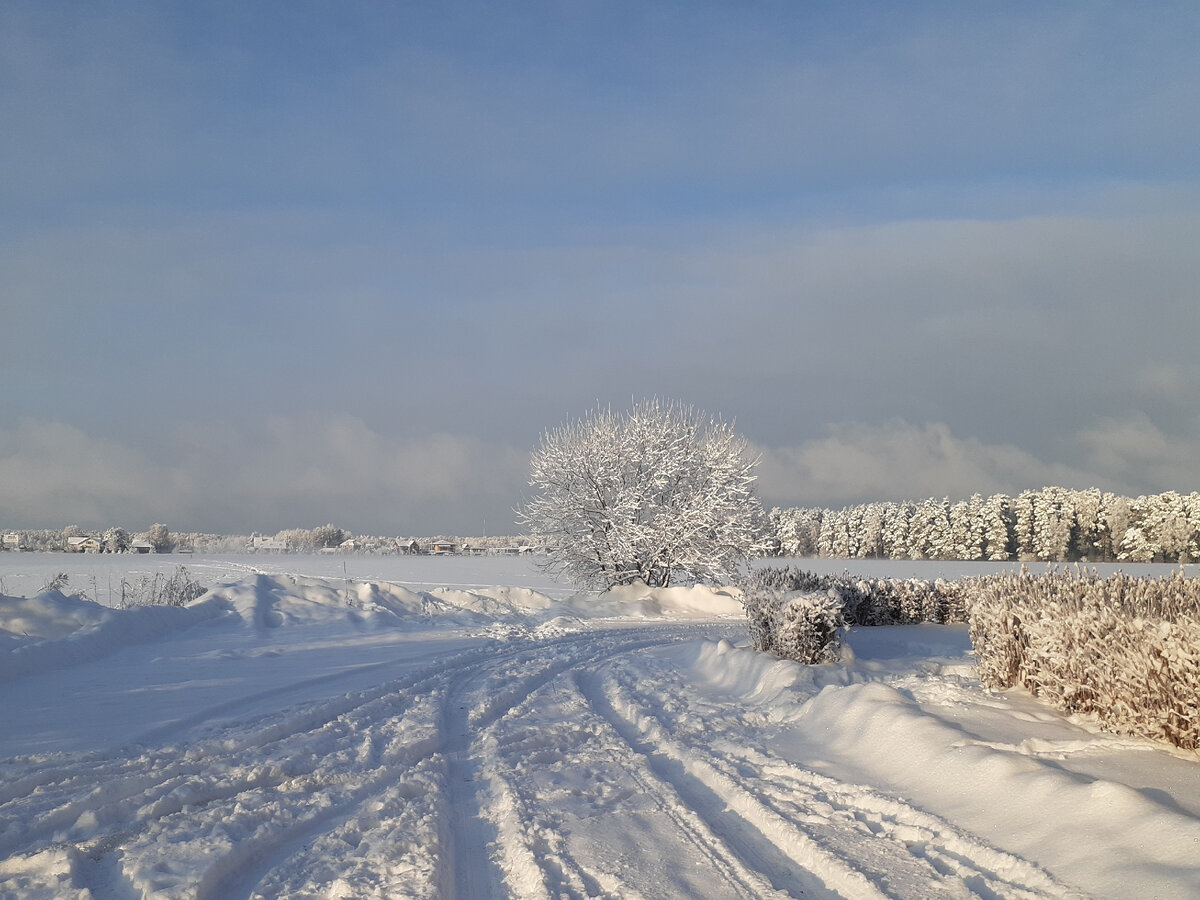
xmin=0 ymin=554 xmax=1198 ymax=898
xmin=772 ymin=486 xmax=1200 ymax=563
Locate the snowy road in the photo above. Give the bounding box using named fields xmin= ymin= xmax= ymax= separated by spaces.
xmin=2 ymin=565 xmax=1199 ymax=898
xmin=1 ymin=622 xmax=1082 ymax=900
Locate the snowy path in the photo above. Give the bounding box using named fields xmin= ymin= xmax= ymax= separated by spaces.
xmin=1 ymin=622 xmax=1083 ymax=899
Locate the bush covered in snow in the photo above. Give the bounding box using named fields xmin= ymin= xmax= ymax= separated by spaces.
xmin=743 ymin=587 xmax=846 ymax=664
xmin=741 ymin=567 xmax=973 ymax=663
xmin=970 ymin=569 xmax=1200 ymax=749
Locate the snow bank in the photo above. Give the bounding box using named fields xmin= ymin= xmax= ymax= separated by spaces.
xmin=687 ymin=624 xmax=1200 ymax=899
xmin=209 ymin=575 xmax=560 ymax=630
xmin=0 ymin=576 xmax=746 ymax=685
xmin=207 ymin=575 xmax=742 ymax=631
xmin=0 ymin=590 xmax=112 ymax=641
xmin=0 ymin=590 xmax=229 ymax=682
xmin=562 ymin=582 xmax=745 ymax=618
xmin=792 ymin=679 xmax=1200 ymax=899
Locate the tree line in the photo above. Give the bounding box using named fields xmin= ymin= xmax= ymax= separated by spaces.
xmin=768 ymin=487 xmax=1200 ymax=563
xmin=1 ymin=524 xmax=532 ymax=555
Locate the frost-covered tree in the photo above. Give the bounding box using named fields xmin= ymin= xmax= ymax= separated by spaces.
xmin=1120 ymin=491 xmax=1200 ymax=563
xmin=880 ymin=502 xmax=912 ymax=559
xmin=819 ymin=507 xmax=852 ymax=558
xmin=950 ymin=494 xmax=986 ymax=561
xmin=311 ymin=524 xmax=347 ymax=549
xmin=906 ymin=498 xmax=953 ymax=560
xmin=771 ymin=506 xmax=822 ymax=557
xmin=147 ymin=523 xmax=172 ymax=553
xmin=980 ymin=493 xmax=1014 ymax=561
xmin=1012 ymin=491 xmax=1039 ymax=561
xmin=1034 ymin=486 xmax=1075 ymax=561
xmin=103 ymin=527 xmax=130 ymax=554
xmin=518 ymin=400 xmax=767 ymax=588
xmin=1097 ymin=493 xmax=1132 ymax=561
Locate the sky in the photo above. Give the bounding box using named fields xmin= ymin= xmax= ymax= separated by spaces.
xmin=2 ymin=0 xmax=1199 ymax=537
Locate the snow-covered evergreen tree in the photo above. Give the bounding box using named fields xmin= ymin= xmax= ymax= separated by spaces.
xmin=771 ymin=506 xmax=823 ymax=557
xmin=1013 ymin=491 xmax=1038 ymax=561
xmin=857 ymin=502 xmax=885 ymax=558
xmin=950 ymin=494 xmax=986 ymax=560
xmin=905 ymin=498 xmax=949 ymax=559
xmin=980 ymin=493 xmax=1014 ymax=561
xmin=880 ymin=501 xmax=912 ymax=559
xmin=1069 ymin=488 xmax=1105 ymax=561
xmin=1032 ymin=486 xmax=1074 ymax=561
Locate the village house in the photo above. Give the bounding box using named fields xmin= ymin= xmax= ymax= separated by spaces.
xmin=66 ymin=536 xmax=102 ymax=553
xmin=249 ymin=534 xmax=288 ymax=552
xmin=1 ymin=532 xmax=21 ymax=551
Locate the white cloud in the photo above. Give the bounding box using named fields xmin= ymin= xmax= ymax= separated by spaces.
xmin=1073 ymin=413 xmax=1200 ymax=494
xmin=0 ymin=419 xmax=187 ymax=527
xmin=753 ymin=420 xmax=1120 ymax=508
xmin=0 ymin=416 xmax=529 ymax=536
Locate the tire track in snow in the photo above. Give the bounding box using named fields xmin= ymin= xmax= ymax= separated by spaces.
xmin=0 ymin=642 xmax=503 ymax=895
xmin=462 ymin=630 xmax=798 ymax=899
xmin=4 ymin=623 xmax=817 ymax=899
xmin=576 ymin=668 xmax=847 ymax=899
xmin=592 ymin=661 xmax=1089 ymax=900
xmin=436 ymin=627 xmax=717 ymax=899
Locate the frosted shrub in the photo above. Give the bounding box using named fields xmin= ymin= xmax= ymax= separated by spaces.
xmin=744 ymin=587 xmax=845 ymax=664
xmin=741 ymin=567 xmax=972 ymax=665
xmin=774 ymin=591 xmax=846 ymax=664
xmin=970 ymin=569 xmax=1200 ymax=749
xmin=741 ymin=567 xmax=969 ymax=634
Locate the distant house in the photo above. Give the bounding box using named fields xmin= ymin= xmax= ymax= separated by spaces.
xmin=130 ymin=540 xmax=155 ymax=554
xmin=249 ymin=534 xmax=288 ymax=552
xmin=338 ymin=538 xmax=360 ymax=552
xmin=429 ymin=540 xmax=458 ymax=555
xmin=1 ymin=533 xmax=20 ymax=551
xmin=66 ymin=536 xmax=102 ymax=553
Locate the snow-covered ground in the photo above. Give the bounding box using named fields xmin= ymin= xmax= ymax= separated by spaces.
xmin=1 ymin=555 xmax=1197 ymax=898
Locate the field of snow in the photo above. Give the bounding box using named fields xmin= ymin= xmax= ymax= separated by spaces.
xmin=1 ymin=554 xmax=1198 ymax=898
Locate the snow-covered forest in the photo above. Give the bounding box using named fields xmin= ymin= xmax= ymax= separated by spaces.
xmin=770 ymin=486 xmax=1200 ymax=563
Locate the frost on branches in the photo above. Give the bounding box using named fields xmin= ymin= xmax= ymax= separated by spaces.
xmin=518 ymin=400 xmax=767 ymax=589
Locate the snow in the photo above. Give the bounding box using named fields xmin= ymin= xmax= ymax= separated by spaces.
xmin=0 ymin=555 xmax=1197 ymax=898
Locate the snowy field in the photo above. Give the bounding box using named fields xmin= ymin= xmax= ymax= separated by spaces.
xmin=1 ymin=555 xmax=1198 ymax=898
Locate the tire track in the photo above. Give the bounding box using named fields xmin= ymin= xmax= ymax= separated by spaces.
xmin=460 ymin=631 xmax=794 ymax=899
xmin=437 ymin=627 xmax=717 ymax=900
xmin=589 ymin=661 xmax=1088 ymax=900
xmin=576 ymin=668 xmax=848 ymax=899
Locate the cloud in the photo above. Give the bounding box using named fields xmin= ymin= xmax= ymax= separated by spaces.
xmin=1073 ymin=413 xmax=1200 ymax=495
xmin=753 ymin=420 xmax=1122 ymax=508
xmin=0 ymin=416 xmax=530 ymax=536
xmin=0 ymin=420 xmax=187 ymax=527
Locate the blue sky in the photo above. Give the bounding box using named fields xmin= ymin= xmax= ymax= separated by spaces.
xmin=2 ymin=1 xmax=1199 ymax=536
